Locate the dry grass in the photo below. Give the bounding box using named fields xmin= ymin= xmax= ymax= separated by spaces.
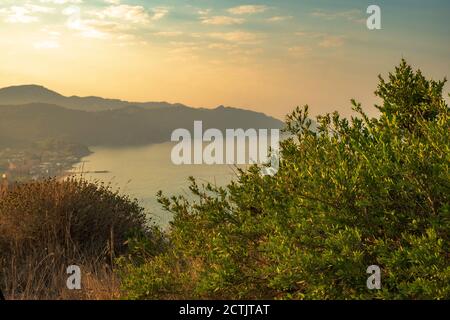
xmin=0 ymin=177 xmax=151 ymax=300
xmin=3 ymin=259 xmax=120 ymax=300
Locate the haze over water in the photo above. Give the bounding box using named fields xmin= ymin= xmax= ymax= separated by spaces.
xmin=72 ymin=142 xmax=246 ymax=228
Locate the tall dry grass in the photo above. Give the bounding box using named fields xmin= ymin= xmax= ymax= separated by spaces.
xmin=0 ymin=177 xmax=152 ymax=300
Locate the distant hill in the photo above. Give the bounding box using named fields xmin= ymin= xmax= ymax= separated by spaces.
xmin=0 ymin=85 xmax=191 ymax=111
xmin=0 ymin=90 xmax=283 ymax=147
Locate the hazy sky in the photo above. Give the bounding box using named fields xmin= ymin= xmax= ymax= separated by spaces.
xmin=0 ymin=0 xmax=449 ymax=119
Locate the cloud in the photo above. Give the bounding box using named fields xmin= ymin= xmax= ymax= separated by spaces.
xmin=267 ymin=16 xmax=292 ymax=22
xmin=207 ymin=43 xmax=237 ymax=50
xmin=288 ymin=45 xmax=312 ymax=57
xmin=154 ymin=31 xmax=184 ymax=37
xmin=0 ymin=4 xmax=54 ymax=23
xmin=62 ymin=4 xmax=166 ymax=40
xmin=34 ymin=40 xmax=60 ymax=49
xmin=92 ymin=4 xmax=168 ymax=24
xmin=26 ymin=5 xmax=55 ymax=13
xmin=201 ymin=16 xmax=245 ymax=25
xmin=117 ymin=34 xmax=135 ymax=40
xmin=40 ymin=26 xmax=62 ymax=37
xmin=63 ymin=7 xmax=108 ymax=38
xmin=311 ymin=9 xmax=364 ymax=23
xmin=229 ymin=47 xmax=262 ymax=56
xmin=169 ymin=46 xmax=199 ymax=55
xmin=61 ymin=4 xmax=169 ymax=40
xmin=197 ymin=9 xmax=211 ymax=16
xmin=318 ymin=35 xmax=345 ymax=48
xmin=151 ymin=7 xmax=169 ymax=21
xmin=94 ymin=4 xmax=150 ymax=23
xmin=294 ymin=31 xmax=308 ymax=37
xmin=166 ymin=42 xmax=200 ymax=62
xmin=295 ymin=31 xmax=324 ymax=38
xmin=87 ymin=19 xmax=128 ymax=33
xmin=294 ymin=31 xmax=345 ymax=48
xmin=208 ymin=31 xmax=261 ymax=43
xmin=1 ymin=7 xmax=38 ymax=23
xmin=227 ymin=5 xmax=268 ymax=15
xmin=39 ymin=0 xmax=83 ymax=4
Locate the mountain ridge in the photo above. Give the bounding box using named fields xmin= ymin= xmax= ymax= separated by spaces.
xmin=0 ymin=105 xmax=283 ymax=149
xmin=0 ymin=84 xmax=260 ymax=114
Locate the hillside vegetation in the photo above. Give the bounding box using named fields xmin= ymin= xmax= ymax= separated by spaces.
xmin=0 ymin=60 xmax=448 ymax=300
xmin=119 ymin=60 xmax=449 ymax=299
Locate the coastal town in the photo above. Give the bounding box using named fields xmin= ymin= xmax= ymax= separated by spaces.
xmin=0 ymin=139 xmax=91 ymax=183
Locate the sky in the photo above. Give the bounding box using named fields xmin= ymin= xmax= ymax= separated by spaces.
xmin=0 ymin=0 xmax=449 ymax=119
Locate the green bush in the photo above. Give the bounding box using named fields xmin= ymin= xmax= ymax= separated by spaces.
xmin=120 ymin=60 xmax=449 ymax=300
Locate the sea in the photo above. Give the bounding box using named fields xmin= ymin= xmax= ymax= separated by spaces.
xmin=71 ymin=142 xmax=249 ymax=228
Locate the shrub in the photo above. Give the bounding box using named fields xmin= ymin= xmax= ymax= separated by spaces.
xmin=0 ymin=177 xmax=158 ymax=299
xmin=120 ymin=59 xmax=450 ymax=300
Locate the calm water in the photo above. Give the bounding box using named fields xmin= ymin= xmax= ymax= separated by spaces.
xmin=72 ymin=142 xmax=245 ymax=228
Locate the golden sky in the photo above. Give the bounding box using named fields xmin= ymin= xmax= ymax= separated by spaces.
xmin=1 ymin=0 xmax=449 ymax=119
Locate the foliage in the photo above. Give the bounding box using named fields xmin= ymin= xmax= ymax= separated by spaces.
xmin=0 ymin=177 xmax=161 ymax=299
xmin=120 ymin=60 xmax=449 ymax=300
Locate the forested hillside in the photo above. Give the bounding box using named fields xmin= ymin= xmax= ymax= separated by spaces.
xmin=0 ymin=103 xmax=282 ymax=147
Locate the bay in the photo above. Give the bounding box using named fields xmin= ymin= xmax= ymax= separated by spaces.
xmin=71 ymin=142 xmax=245 ymax=228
